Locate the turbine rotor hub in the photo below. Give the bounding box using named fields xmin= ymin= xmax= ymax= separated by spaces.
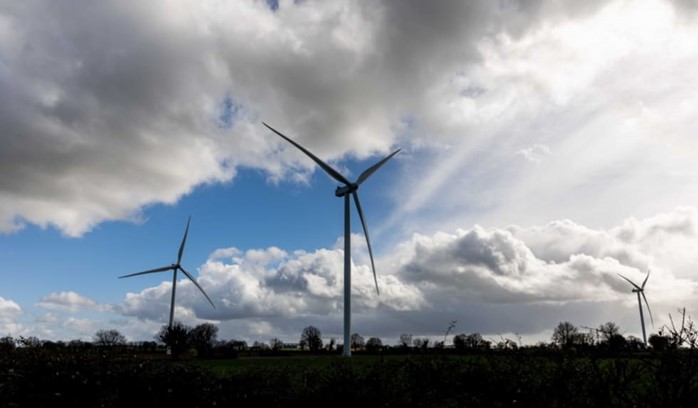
xmin=335 ymin=183 xmax=358 ymax=197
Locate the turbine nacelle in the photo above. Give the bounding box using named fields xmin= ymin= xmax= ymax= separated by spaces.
xmin=335 ymin=183 xmax=358 ymax=197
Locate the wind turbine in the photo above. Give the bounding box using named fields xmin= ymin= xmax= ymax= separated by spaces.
xmin=617 ymin=269 xmax=654 ymax=347
xmin=263 ymin=122 xmax=399 ymax=357
xmin=119 ymin=216 xmax=215 ymax=328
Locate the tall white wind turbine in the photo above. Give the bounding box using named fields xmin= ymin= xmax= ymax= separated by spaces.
xmin=264 ymin=122 xmax=400 ymax=357
xmin=119 ymin=216 xmax=215 ymax=328
xmin=617 ymin=269 xmax=654 ymax=347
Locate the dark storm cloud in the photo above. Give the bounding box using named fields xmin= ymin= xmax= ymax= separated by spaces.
xmin=1 ymin=0 xmax=615 ymax=235
xmin=0 ymin=0 xmax=233 ymax=235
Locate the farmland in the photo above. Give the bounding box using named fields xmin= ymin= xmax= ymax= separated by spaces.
xmin=3 ymin=346 xmax=698 ymax=407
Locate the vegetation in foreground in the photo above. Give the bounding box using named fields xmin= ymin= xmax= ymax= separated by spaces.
xmin=2 ymin=343 xmax=698 ymax=407
xmin=3 ymin=312 xmax=698 ymax=407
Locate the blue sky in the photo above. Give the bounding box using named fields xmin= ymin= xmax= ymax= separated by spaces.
xmin=3 ymin=0 xmax=698 ymax=346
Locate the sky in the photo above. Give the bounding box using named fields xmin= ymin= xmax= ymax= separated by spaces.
xmin=2 ymin=0 xmax=698 ymax=346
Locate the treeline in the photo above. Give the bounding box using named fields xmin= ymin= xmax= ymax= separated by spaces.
xmin=3 ymin=307 xmax=697 ymax=360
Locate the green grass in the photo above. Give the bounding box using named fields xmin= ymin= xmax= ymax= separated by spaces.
xmin=190 ymin=353 xmax=409 ymax=375
xmin=5 ymin=348 xmax=698 ymax=407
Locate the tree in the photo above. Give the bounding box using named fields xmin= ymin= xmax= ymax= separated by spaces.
xmin=67 ymin=339 xmax=92 ymax=351
xmin=552 ymin=321 xmax=579 ymax=348
xmin=156 ymin=321 xmax=191 ymax=358
xmin=270 ymin=337 xmax=283 ymax=351
xmin=399 ymin=333 xmax=413 ymax=349
xmin=465 ymin=333 xmax=487 ymax=349
xmin=606 ymin=333 xmax=627 ymax=351
xmin=350 ymin=333 xmax=365 ymax=351
xmin=597 ymin=322 xmax=621 ymax=342
xmin=649 ymin=333 xmax=672 ymax=351
xmin=93 ymin=329 xmax=127 ymax=347
xmin=0 ymin=336 xmax=15 ymax=351
xmin=366 ymin=337 xmax=383 ymax=353
xmin=414 ymin=337 xmax=430 ymax=349
xmin=493 ymin=334 xmax=518 ymax=350
xmin=453 ymin=333 xmax=490 ymax=351
xmin=189 ymin=323 xmax=218 ymax=357
xmin=300 ymin=325 xmax=323 ymax=351
xmin=625 ymin=335 xmax=645 ymax=351
xmin=230 ymin=340 xmax=248 ymax=351
xmin=252 ymin=340 xmax=270 ymax=350
xmin=453 ymin=333 xmax=468 ymax=351
xmin=664 ymin=307 xmax=698 ymax=348
xmin=18 ymin=336 xmax=41 ymax=348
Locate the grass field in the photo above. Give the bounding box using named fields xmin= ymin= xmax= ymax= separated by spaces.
xmin=191 ymin=353 xmax=407 ymax=374
xmin=3 ymin=347 xmax=698 ymax=407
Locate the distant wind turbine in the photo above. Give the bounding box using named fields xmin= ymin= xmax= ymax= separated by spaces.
xmin=617 ymin=269 xmax=654 ymax=347
xmin=119 ymin=216 xmax=215 ymax=328
xmin=264 ymin=122 xmax=400 ymax=357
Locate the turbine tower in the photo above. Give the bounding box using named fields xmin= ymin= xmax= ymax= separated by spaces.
xmin=264 ymin=122 xmax=399 ymax=357
xmin=617 ymin=269 xmax=654 ymax=347
xmin=119 ymin=216 xmax=215 ymax=328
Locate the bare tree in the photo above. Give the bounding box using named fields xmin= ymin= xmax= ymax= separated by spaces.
xmin=551 ymin=321 xmax=579 ymax=348
xmin=252 ymin=340 xmax=270 ymax=350
xmin=350 ymin=333 xmax=365 ymax=351
xmin=399 ymin=333 xmax=413 ymax=348
xmin=597 ymin=322 xmax=621 ymax=342
xmin=300 ymin=325 xmax=323 ymax=351
xmin=414 ymin=337 xmax=430 ymax=349
xmin=664 ymin=307 xmax=698 ymax=348
xmin=93 ymin=329 xmax=126 ymax=347
xmin=270 ymin=337 xmax=283 ymax=351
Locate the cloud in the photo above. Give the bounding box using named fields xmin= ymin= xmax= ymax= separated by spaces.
xmin=0 ymin=296 xmax=22 ymax=319
xmin=387 ymin=0 xmax=698 ymax=236
xmin=0 ymin=0 xmax=240 ymax=235
xmin=114 ymin=207 xmax=698 ymax=342
xmin=394 ymin=226 xmax=630 ymax=304
xmin=518 ymin=144 xmax=551 ymax=163
xmin=119 ymin=245 xmax=425 ymax=325
xmin=0 ymin=0 xmax=638 ymax=236
xmin=36 ymin=291 xmax=110 ymax=312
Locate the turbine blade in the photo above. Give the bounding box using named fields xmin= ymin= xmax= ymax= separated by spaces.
xmin=352 ymin=191 xmax=379 ymax=295
xmin=179 ymin=266 xmax=216 ymax=309
xmin=617 ymin=273 xmax=642 ymax=291
xmin=641 ymin=268 xmax=650 ymax=289
xmin=640 ymin=290 xmax=655 ymax=328
xmin=263 ymin=122 xmax=351 ymax=185
xmin=119 ymin=265 xmax=174 ymax=279
xmin=356 ymin=149 xmax=401 ymax=186
xmin=177 ymin=216 xmax=191 ymax=265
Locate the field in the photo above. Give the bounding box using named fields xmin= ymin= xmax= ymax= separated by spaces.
xmin=3 ymin=347 xmax=698 ymax=407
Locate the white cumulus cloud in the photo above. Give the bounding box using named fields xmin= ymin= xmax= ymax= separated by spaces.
xmin=37 ymin=291 xmax=110 ymax=312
